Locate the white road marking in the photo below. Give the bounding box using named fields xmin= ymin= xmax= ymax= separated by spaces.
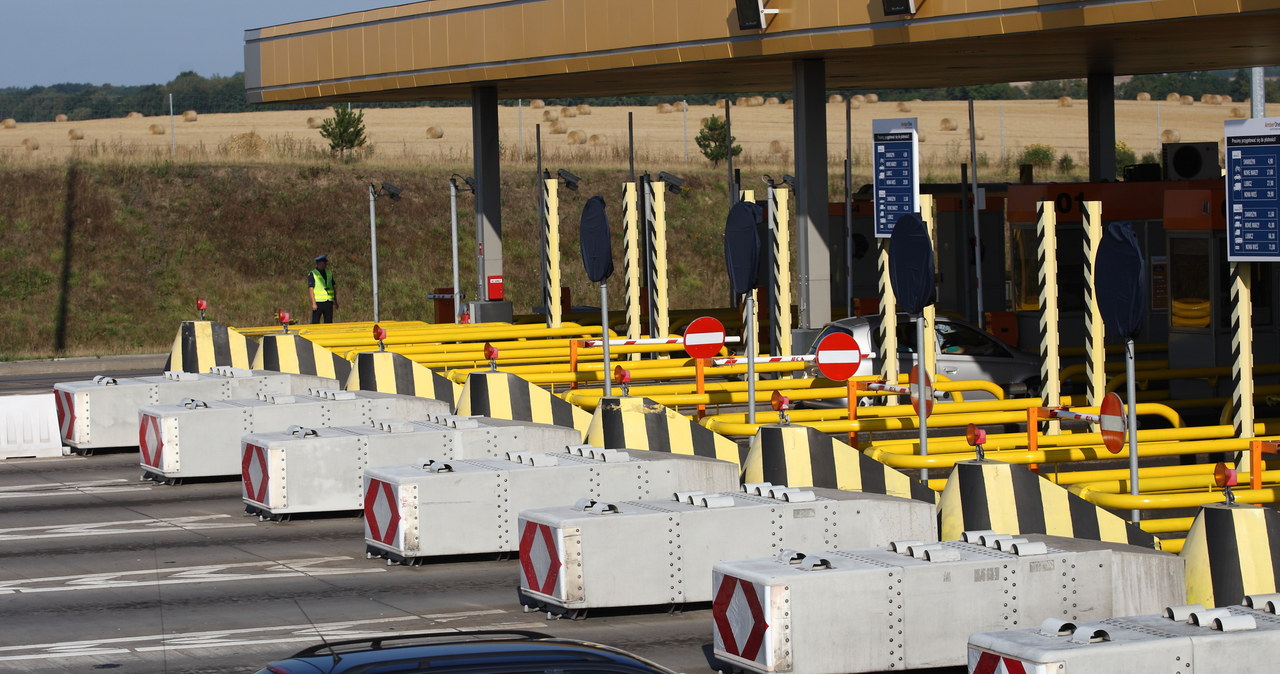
xmin=0 ymin=556 xmax=384 ymax=594
xmin=0 ymin=611 xmax=545 ymax=662
xmin=0 ymin=478 xmax=151 ymax=499
xmin=0 ymin=514 xmax=253 ymax=542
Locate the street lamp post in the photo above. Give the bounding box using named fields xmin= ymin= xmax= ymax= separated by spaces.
xmin=449 ymin=175 xmax=476 ymax=323
xmin=367 ymin=182 xmax=402 ymax=322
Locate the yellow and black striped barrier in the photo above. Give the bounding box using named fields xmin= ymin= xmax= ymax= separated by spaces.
xmin=164 ymin=320 xmax=256 ymax=373
xmin=347 ymin=350 xmax=459 ymax=407
xmin=253 ymin=332 xmax=351 ymax=382
xmin=1182 ymin=501 xmax=1280 ymax=608
xmin=586 ymin=396 xmax=743 ymax=466
xmin=938 ymin=459 xmax=1158 ymax=549
xmin=742 ymin=424 xmax=934 ymax=503
xmin=457 ymin=371 xmax=591 ymax=437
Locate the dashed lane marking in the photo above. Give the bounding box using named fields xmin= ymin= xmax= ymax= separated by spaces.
xmin=0 ymin=479 xmax=151 ymax=499
xmin=0 ymin=514 xmax=253 ymax=542
xmin=0 ymin=556 xmax=384 ymax=594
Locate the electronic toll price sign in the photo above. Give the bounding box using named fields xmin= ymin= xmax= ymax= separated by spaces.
xmin=873 ymin=117 xmax=920 ymax=238
xmin=1226 ymin=117 xmax=1280 ymax=262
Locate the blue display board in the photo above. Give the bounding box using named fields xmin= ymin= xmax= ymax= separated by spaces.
xmin=1226 ymin=117 xmax=1280 ymax=262
xmin=872 ymin=117 xmax=919 ymax=238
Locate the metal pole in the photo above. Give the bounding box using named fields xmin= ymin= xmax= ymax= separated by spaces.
xmin=1126 ymin=338 xmax=1139 ymax=523
xmin=683 ymin=100 xmax=689 ymax=164
xmin=1156 ymin=102 xmax=1161 ymax=153
xmin=1253 ymin=67 xmax=1266 ymax=119
xmin=845 ymin=97 xmax=853 ymax=314
xmin=368 ymin=185 xmax=379 ymax=322
xmin=518 ymin=99 xmax=523 ymax=163
xmin=628 ymin=112 xmax=635 ymax=182
xmin=725 ymin=99 xmax=735 ymax=207
xmin=999 ymin=104 xmax=1005 ymax=168
xmin=968 ymin=100 xmax=984 ymax=323
xmin=601 ymin=282 xmax=612 ymax=397
xmin=168 ymin=93 xmax=175 ymax=157
xmin=450 ymin=180 xmax=461 ymax=323
xmin=917 ymin=313 xmax=929 ymax=483
xmin=746 ymin=292 xmax=756 ymax=425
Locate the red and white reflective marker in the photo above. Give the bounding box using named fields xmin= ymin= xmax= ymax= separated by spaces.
xmin=483 ymin=342 xmax=499 ymax=361
xmin=278 ymin=311 xmax=290 ymax=325
xmin=771 ymin=391 xmax=790 ymax=411
xmin=242 ymin=443 xmax=268 ymax=503
xmin=969 ymin=648 xmax=1051 ymax=674
xmin=54 ymin=390 xmax=75 ymax=442
xmin=909 ymin=365 xmax=934 ymax=417
xmin=519 ymin=521 xmax=562 ymax=597
xmin=712 ymin=573 xmax=771 ymax=665
xmin=613 ymin=366 xmax=631 ymax=384
xmin=813 ymin=332 xmax=862 ymax=381
xmin=683 ymin=317 xmax=727 ymax=359
xmin=196 ymin=297 xmax=208 ymax=311
xmin=139 ymin=414 xmax=164 ymax=469
xmin=364 ymin=478 xmax=401 ymax=546
xmin=965 ymin=423 xmax=986 ymax=447
xmin=372 ymin=324 xmax=387 ymax=341
xmin=1099 ymin=392 xmax=1126 ymax=454
xmin=1214 ymin=462 xmax=1238 ymax=488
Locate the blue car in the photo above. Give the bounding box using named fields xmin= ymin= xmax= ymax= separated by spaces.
xmin=257 ymin=629 xmax=679 ymax=674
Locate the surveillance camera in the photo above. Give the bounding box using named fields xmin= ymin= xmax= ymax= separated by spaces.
xmin=557 ymin=168 xmax=582 ymax=191
xmin=381 ymin=182 xmax=402 ymax=200
xmin=782 ymin=174 xmax=797 ymax=188
xmin=658 ymin=171 xmax=684 ymax=189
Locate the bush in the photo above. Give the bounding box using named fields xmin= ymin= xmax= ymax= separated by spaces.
xmin=1115 ymin=140 xmax=1136 ymax=169
xmin=1057 ymin=153 xmax=1075 ymax=173
xmin=1019 ymin=143 xmax=1055 ymax=168
xmin=1140 ymin=152 xmax=1159 ymax=165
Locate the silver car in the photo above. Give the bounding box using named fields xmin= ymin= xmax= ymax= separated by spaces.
xmin=803 ymin=313 xmax=1041 ymax=403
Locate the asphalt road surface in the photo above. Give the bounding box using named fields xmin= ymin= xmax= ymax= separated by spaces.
xmin=0 ymin=367 xmax=964 ymax=674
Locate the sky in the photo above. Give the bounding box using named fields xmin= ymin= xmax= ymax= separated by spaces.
xmin=0 ymin=1 xmax=398 ymax=89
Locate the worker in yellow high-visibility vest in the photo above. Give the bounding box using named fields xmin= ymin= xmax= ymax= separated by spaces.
xmin=308 ymin=254 xmax=338 ymax=323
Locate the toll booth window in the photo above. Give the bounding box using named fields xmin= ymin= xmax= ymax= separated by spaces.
xmin=937 ymin=322 xmax=1010 ymax=357
xmin=1009 ymin=225 xmax=1085 ymax=313
xmin=1252 ymin=263 xmax=1273 ymax=326
xmin=1011 ymin=227 xmax=1038 ymax=311
xmin=1169 ymin=237 xmax=1212 ymax=328
xmin=895 ymin=320 xmax=918 ymax=353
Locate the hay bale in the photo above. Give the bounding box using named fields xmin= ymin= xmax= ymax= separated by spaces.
xmin=1231 ymin=107 xmax=1248 ymax=119
xmin=306 ymin=117 xmax=321 ymax=129
xmin=588 ymin=134 xmax=606 ymax=146
xmin=1136 ymin=92 xmax=1151 ymax=102
xmin=543 ymin=109 xmax=559 ymax=122
xmin=851 ymin=100 xmax=861 ymax=109
xmin=221 ymin=132 xmax=269 ymax=157
xmin=182 ymin=110 xmax=198 ymax=122
xmin=769 ymin=139 xmax=785 ymax=154
xmin=1161 ymin=129 xmax=1181 ymax=143
xmin=896 ymin=101 xmax=912 ymax=112
xmin=1222 ymin=95 xmax=1233 ymax=103
xmin=700 ymin=117 xmax=710 ymax=127
xmin=1 ymin=118 xmax=15 ymax=129
xmin=561 ymin=106 xmax=577 ymax=118
xmin=785 ymin=100 xmax=793 ymax=109
xmin=917 ymin=132 xmax=926 ymax=143
xmin=548 ymin=121 xmax=568 ymax=134
xmin=67 ymin=129 xmax=84 ymax=140
xmin=21 ymin=137 xmax=38 ymax=151
xmin=747 ymin=96 xmax=764 ymax=107
xmin=425 ymin=126 xmax=444 ymax=139
xmin=828 ymin=94 xmax=844 ymax=104
xmin=675 ymin=101 xmax=687 ymax=111
xmin=576 ymin=104 xmax=592 ymax=115
xmin=657 ymin=103 xmax=673 ymax=113
xmin=1210 ymin=95 xmax=1223 ymax=105
xmin=1057 ymin=96 xmax=1073 ymax=107
xmin=1165 ymin=92 xmax=1181 ymax=102
xmin=1180 ymin=95 xmax=1194 ymax=106
xmin=852 ymin=94 xmax=866 ymax=104
xmin=865 ymin=93 xmax=879 ymax=103
xmin=765 ymin=96 xmax=780 ymax=105
xmin=530 ymin=99 xmax=545 ymax=109
xmin=940 ymin=118 xmax=957 ymax=131
xmin=966 ymin=128 xmax=986 ymax=141
xmin=148 ymin=124 xmax=165 ymax=135
xmin=567 ymin=130 xmax=587 ymax=145
xmin=125 ymin=111 xmax=143 ymax=119
xmin=1200 ymin=93 xmax=1213 ymax=104
xmin=54 ymin=114 xmax=67 ymax=122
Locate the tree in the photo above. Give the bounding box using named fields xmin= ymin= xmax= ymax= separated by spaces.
xmin=695 ymin=114 xmax=742 ymax=168
xmin=318 ymin=104 xmax=367 ymax=160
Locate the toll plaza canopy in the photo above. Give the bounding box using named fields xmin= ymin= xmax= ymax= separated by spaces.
xmin=244 ymin=0 xmax=1278 ymax=104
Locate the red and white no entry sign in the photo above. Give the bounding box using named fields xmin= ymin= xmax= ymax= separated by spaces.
xmin=909 ymin=365 xmax=934 ymax=417
xmin=684 ymin=316 xmax=727 ymax=359
xmin=813 ymin=332 xmax=862 ymax=381
xmin=1099 ymin=392 xmax=1126 ymax=454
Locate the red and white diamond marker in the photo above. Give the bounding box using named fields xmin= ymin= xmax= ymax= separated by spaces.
xmin=968 ymin=649 xmax=1050 ymax=674
xmin=54 ymin=390 xmax=75 ymax=441
xmin=242 ymin=443 xmax=268 ymax=503
xmin=364 ymin=478 xmax=401 ymax=546
xmin=519 ymin=520 xmax=562 ymax=597
xmin=139 ymin=414 xmax=163 ymax=469
xmin=712 ymin=573 xmax=770 ymax=664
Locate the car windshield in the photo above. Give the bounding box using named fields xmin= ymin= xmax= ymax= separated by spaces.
xmin=937 ymin=321 xmax=1010 ymax=357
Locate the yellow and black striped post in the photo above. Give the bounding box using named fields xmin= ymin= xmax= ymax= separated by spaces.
xmin=769 ymin=185 xmax=793 ymax=358
xmin=347 ymin=350 xmax=460 ymax=407
xmin=742 ymin=424 xmax=935 ymax=502
xmin=542 ymin=176 xmax=563 ymax=328
xmin=648 ymin=177 xmax=671 ymax=343
xmin=877 ymin=239 xmax=898 ymax=397
xmin=253 ymin=333 xmax=351 ymax=382
xmin=1082 ymin=200 xmax=1106 ymax=406
xmin=1232 ymin=262 xmax=1255 ymax=441
xmin=587 ymin=395 xmax=743 ymax=466
xmin=164 ymin=320 xmax=257 ymax=373
xmin=622 ymin=182 xmax=641 ymax=345
xmin=937 ymin=459 xmax=1158 ymax=549
xmin=920 ymin=194 xmax=937 ymax=379
xmin=1036 ymin=201 xmax=1061 ymax=434
xmin=457 ymin=371 xmax=591 ymax=438
xmin=1182 ymin=501 xmax=1280 ymax=608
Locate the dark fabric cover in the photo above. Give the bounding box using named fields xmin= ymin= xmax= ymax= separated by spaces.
xmin=724 ymin=200 xmax=762 ymax=295
xmin=888 ymin=213 xmax=937 ymax=314
xmin=1095 ymin=221 xmax=1147 ymax=340
xmin=579 ymin=195 xmax=613 ymax=283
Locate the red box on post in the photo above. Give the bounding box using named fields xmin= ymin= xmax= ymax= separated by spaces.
xmin=486 ymin=275 xmax=504 ymax=301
